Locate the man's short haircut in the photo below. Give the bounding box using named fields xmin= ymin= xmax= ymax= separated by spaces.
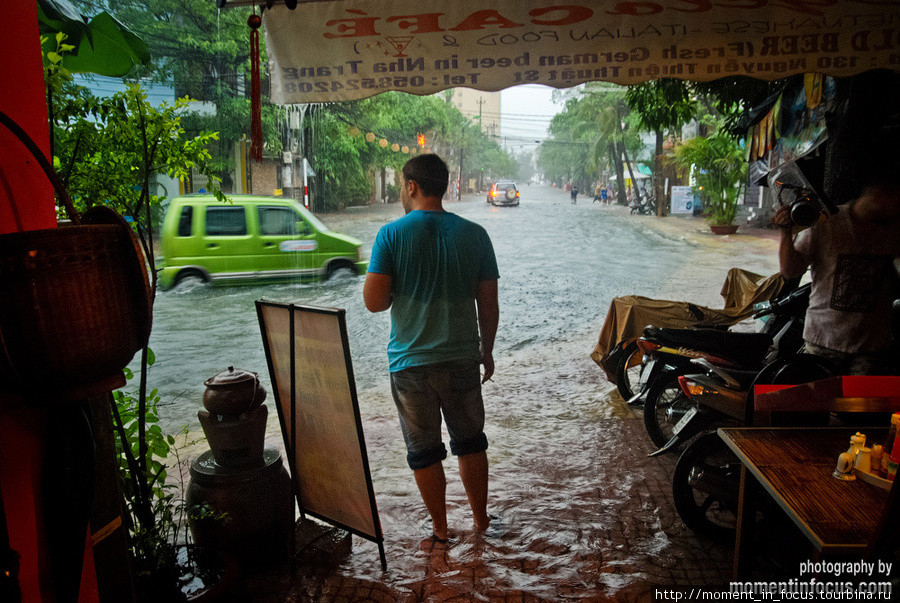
xmin=403 ymin=154 xmax=449 ymax=199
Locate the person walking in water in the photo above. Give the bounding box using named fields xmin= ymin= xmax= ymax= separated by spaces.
xmin=570 ymin=184 xmax=579 ymax=204
xmin=364 ymin=153 xmax=500 ymax=542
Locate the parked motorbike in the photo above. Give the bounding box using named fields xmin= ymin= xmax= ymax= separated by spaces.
xmin=636 ymin=283 xmax=811 ymax=448
xmin=612 ymin=301 xmax=719 ymax=401
xmin=629 ymin=194 xmax=656 ymax=215
xmin=613 ymin=281 xmax=802 ymax=404
xmin=662 ymin=354 xmax=836 ymax=538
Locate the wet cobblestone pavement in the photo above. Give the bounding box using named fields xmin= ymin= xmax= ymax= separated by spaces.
xmin=165 ymin=197 xmax=790 ymax=602
xmin=235 ymin=409 xmax=737 ymax=603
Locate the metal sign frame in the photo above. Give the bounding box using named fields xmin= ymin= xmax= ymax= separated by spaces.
xmin=256 ymin=300 xmax=386 ymax=571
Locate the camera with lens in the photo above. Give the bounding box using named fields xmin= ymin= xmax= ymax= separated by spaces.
xmin=769 ymin=159 xmax=834 ymax=228
xmin=780 ymin=186 xmax=823 ymax=227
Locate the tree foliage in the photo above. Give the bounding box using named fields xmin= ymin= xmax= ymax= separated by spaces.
xmin=626 ymin=79 xmax=697 ymax=213
xmin=626 ymin=80 xmax=697 ymax=135
xmin=75 ymin=0 xmax=273 ymax=189
xmin=51 ymin=79 xmax=223 ymax=270
xmin=673 ymin=121 xmax=747 ymax=225
xmin=301 ymin=92 xmax=514 ymax=210
xmin=537 ymin=86 xmax=644 ymax=200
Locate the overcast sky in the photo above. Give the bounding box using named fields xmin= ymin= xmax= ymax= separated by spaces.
xmin=499 ymin=84 xmax=561 ymax=153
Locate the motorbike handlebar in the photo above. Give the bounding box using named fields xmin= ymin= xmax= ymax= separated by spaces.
xmin=752 ymin=283 xmax=811 ymax=319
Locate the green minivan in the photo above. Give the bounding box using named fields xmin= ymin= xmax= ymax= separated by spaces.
xmin=158 ymin=195 xmax=367 ymax=289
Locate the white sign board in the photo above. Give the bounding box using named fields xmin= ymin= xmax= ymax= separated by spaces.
xmin=670 ymin=185 xmax=695 ymax=215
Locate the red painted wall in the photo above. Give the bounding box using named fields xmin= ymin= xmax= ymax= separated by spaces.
xmin=0 ymin=0 xmax=57 ymax=234
xmin=1 ymin=2 xmax=98 ymax=602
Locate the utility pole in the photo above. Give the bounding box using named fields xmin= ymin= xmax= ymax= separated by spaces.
xmin=459 ymin=146 xmax=464 ymax=200
xmin=476 ymin=97 xmax=485 ymax=192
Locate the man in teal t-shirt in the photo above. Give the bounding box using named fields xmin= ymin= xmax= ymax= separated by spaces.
xmin=364 ymin=154 xmax=499 ymax=542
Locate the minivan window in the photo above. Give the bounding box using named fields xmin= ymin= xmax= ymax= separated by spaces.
xmin=177 ymin=206 xmax=193 ymax=237
xmin=296 ymin=203 xmax=330 ymax=233
xmin=258 ymin=206 xmax=309 ymax=236
xmin=205 ymin=206 xmax=247 ymax=236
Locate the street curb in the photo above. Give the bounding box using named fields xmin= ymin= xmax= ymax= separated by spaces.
xmin=609 ymin=203 xmax=782 ymax=245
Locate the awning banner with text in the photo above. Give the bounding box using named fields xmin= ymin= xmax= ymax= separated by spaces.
xmin=263 ymin=0 xmax=900 ymax=104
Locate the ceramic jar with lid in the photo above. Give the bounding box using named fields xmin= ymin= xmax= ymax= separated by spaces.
xmin=203 ymin=366 xmax=266 ymax=417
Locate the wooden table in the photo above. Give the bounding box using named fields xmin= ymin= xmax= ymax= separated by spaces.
xmin=718 ymin=427 xmax=891 ymax=580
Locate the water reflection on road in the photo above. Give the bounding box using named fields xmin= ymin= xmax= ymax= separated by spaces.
xmin=148 ymin=185 xmax=780 ymax=599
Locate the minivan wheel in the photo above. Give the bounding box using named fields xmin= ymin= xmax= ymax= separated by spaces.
xmin=325 ymin=260 xmax=356 ymax=280
xmin=174 ymin=268 xmax=209 ymax=287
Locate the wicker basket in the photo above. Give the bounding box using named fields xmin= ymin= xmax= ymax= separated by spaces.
xmin=0 ymin=111 xmax=152 ymax=402
xmin=0 ymin=208 xmax=152 ymax=402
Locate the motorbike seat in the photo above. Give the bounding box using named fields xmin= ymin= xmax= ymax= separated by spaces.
xmin=641 ymin=326 xmax=772 ymax=367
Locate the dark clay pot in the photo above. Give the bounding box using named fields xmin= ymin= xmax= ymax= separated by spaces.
xmin=709 ymin=224 xmax=739 ymax=235
xmin=202 ymin=366 xmax=266 ymax=417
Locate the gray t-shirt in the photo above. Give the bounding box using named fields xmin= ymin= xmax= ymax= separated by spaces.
xmin=795 ymin=204 xmax=900 ymax=353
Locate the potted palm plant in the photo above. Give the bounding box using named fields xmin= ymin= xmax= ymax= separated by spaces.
xmin=674 ymin=124 xmax=747 ymax=234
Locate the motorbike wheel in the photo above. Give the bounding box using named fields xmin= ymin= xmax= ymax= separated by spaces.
xmin=672 ymin=432 xmax=743 ymax=540
xmin=643 ymin=372 xmax=694 ymax=448
xmin=748 ymin=354 xmax=837 ymax=423
xmin=751 ymin=354 xmax=836 ymax=392
xmin=614 ymin=340 xmax=642 ymax=401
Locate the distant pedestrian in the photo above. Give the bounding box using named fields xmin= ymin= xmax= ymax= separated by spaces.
xmin=570 ymin=185 xmax=579 ymax=204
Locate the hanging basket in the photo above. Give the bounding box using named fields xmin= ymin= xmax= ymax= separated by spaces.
xmin=0 ymin=111 xmax=152 ymax=403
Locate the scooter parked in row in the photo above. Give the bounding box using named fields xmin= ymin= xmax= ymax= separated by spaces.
xmin=664 ymin=281 xmax=900 ymax=539
xmin=660 ymin=354 xmax=836 ymax=538
xmin=635 ymin=283 xmax=811 ymax=448
xmin=614 ymin=281 xmax=803 ymax=403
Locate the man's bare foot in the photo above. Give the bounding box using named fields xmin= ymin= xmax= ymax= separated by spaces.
xmin=430 ymin=529 xmax=457 ymax=544
xmin=473 ymin=513 xmax=493 ymax=532
xmin=475 ymin=513 xmax=507 ymax=537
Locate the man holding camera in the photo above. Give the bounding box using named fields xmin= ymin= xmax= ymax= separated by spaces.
xmin=775 ymin=183 xmax=900 ymax=374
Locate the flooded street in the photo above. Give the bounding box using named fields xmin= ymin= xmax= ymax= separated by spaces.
xmin=148 ymin=185 xmax=781 ymax=601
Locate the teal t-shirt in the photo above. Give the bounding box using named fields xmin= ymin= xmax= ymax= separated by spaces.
xmin=368 ymin=210 xmax=499 ymax=372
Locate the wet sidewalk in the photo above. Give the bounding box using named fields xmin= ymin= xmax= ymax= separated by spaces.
xmin=232 ymin=403 xmax=736 ymax=603
xmin=220 ymin=200 xmax=786 ymax=602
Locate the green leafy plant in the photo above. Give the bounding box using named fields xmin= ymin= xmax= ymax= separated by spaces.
xmin=110 ymin=352 xmax=175 ymax=563
xmin=111 ymin=358 xmax=229 ymax=600
xmin=38 ymin=0 xmax=151 ymax=78
xmin=42 ymin=32 xmax=74 ymax=94
xmin=383 ymin=183 xmax=400 ymax=204
xmin=673 ymin=122 xmax=747 ymax=226
xmin=42 ymin=33 xmax=228 ymax=598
